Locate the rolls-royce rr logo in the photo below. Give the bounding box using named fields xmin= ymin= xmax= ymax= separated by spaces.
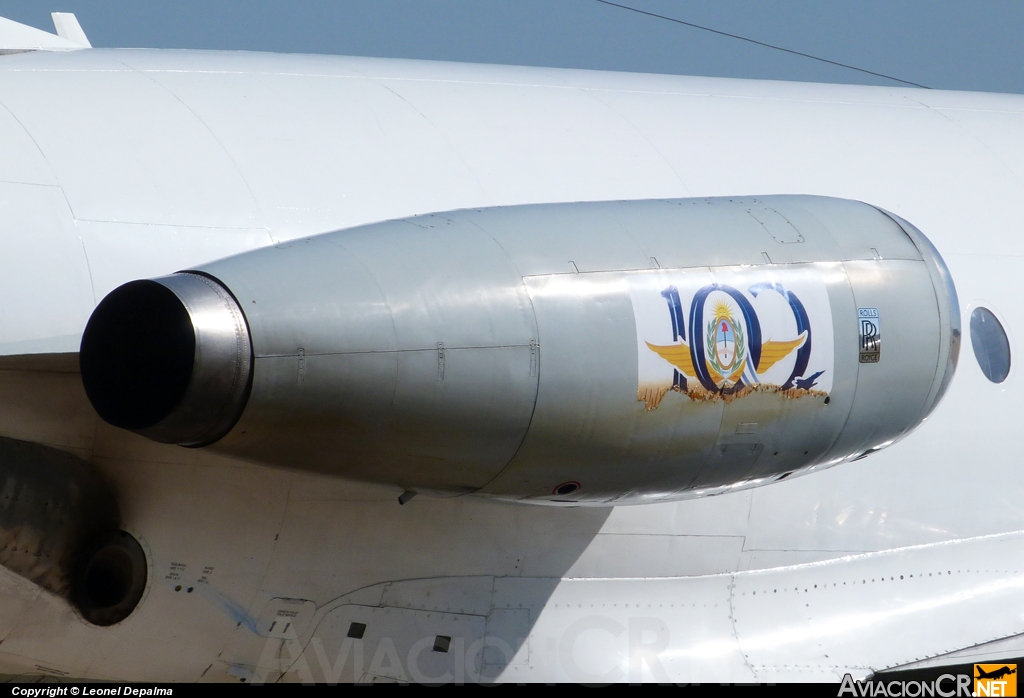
xmin=858 ymin=307 xmax=881 ymax=363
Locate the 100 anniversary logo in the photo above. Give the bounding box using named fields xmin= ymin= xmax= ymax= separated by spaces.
xmin=628 ymin=268 xmax=835 ymax=410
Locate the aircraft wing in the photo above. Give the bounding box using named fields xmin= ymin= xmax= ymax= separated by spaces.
xmin=0 ymin=13 xmax=89 ymax=52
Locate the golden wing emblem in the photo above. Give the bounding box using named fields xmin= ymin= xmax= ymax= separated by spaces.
xmin=757 ymin=332 xmax=808 ymax=373
xmin=646 ymin=341 xmax=696 ymax=377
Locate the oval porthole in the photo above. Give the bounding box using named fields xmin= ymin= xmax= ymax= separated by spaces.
xmin=970 ymin=307 xmax=1011 ymax=383
xmin=553 ymin=481 xmax=581 ymax=496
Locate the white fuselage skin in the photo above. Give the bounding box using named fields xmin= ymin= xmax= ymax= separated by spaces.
xmin=0 ymin=48 xmax=1021 ymax=683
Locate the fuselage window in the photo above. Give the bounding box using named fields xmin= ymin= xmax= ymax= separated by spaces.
xmin=970 ymin=307 xmax=1011 ymax=383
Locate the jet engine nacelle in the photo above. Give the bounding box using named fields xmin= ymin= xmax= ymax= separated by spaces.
xmin=80 ymin=196 xmax=959 ymax=504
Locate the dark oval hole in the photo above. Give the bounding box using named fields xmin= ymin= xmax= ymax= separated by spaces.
xmin=85 ymin=546 xmax=134 ymax=608
xmin=74 ymin=530 xmax=148 ymax=626
xmin=554 ymin=481 xmax=581 ymax=496
xmin=80 ymin=280 xmax=196 ymax=430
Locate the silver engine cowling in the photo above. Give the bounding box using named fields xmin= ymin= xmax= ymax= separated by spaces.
xmin=79 ymin=196 xmax=960 ymax=504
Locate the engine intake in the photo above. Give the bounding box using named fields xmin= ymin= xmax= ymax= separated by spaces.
xmin=0 ymin=436 xmax=146 ymax=626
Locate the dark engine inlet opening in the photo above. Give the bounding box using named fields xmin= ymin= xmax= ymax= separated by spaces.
xmin=74 ymin=530 xmax=148 ymax=627
xmin=85 ymin=547 xmax=134 ymax=608
xmin=80 ymin=280 xmax=195 ymax=430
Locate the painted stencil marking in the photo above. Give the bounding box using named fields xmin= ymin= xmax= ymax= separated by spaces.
xmin=628 ymin=267 xmax=834 ymax=410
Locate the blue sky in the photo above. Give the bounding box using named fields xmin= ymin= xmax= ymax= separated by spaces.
xmin=1 ymin=1 xmax=1021 ymax=93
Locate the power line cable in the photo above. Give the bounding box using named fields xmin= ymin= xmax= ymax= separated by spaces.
xmin=593 ymin=0 xmax=929 ymax=89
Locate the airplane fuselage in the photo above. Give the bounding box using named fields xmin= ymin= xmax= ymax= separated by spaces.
xmin=0 ymin=48 xmax=1021 ymax=682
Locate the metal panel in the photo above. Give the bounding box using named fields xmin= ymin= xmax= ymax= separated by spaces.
xmin=212 ymin=238 xmax=399 ymax=357
xmin=256 ymin=598 xmax=316 ymax=638
xmin=830 ymin=260 xmax=941 ymax=458
xmin=732 ymin=533 xmax=1024 ymax=680
xmin=144 ymin=69 xmax=482 ymax=238
xmin=77 ymin=221 xmax=273 ymax=302
xmin=0 ymin=63 xmax=262 ymax=229
xmin=483 ymin=262 xmax=852 ymax=501
xmin=335 ymin=217 xmax=539 ymax=350
xmin=0 ymin=102 xmax=56 ymax=186
xmin=518 ymin=575 xmax=751 ymax=683
xmin=464 ymin=203 xmax=651 ymax=276
xmin=284 ymin=604 xmax=487 ymax=684
xmin=0 ymin=183 xmax=92 ymax=354
xmin=208 ymin=216 xmax=541 ymax=490
xmin=482 ymin=271 xmax=676 ymax=500
xmin=223 ymin=352 xmax=399 ymax=479
xmin=607 ymin=199 xmax=772 ymax=269
xmin=812 ymin=197 xmax=924 ymax=262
